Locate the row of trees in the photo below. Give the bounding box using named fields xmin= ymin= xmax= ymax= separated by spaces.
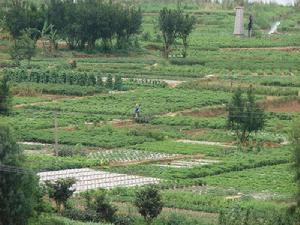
xmin=1 ymin=0 xmax=142 ymax=50
xmin=2 ymin=1 xmax=197 ymax=56
xmin=47 ymin=0 xmax=142 ymax=50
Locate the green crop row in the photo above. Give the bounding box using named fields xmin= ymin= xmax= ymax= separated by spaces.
xmin=5 ymin=68 xmax=122 ymax=88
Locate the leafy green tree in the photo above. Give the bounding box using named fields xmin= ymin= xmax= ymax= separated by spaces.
xmin=177 ymin=14 xmax=196 ymax=58
xmin=45 ymin=178 xmax=76 ymax=212
xmin=0 ymin=74 xmax=11 ymax=115
xmin=0 ymin=123 xmax=40 ymax=225
xmin=9 ymin=32 xmax=36 ymax=64
xmin=3 ymin=1 xmax=27 ymax=38
xmin=3 ymin=1 xmax=45 ymax=39
xmin=91 ymin=191 xmax=117 ymax=223
xmin=134 ymin=185 xmax=163 ymax=225
xmin=227 ymin=87 xmax=265 ymax=144
xmin=114 ymin=75 xmax=123 ymax=91
xmin=292 ymin=120 xmax=300 ymax=206
xmin=159 ymin=8 xmax=180 ymax=58
xmin=116 ymin=6 xmax=142 ymax=49
xmin=106 ymin=74 xmax=113 ymax=89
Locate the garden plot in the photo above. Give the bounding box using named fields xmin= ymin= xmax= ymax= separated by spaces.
xmin=38 ymin=168 xmax=160 ymax=193
xmin=157 ymin=159 xmax=219 ymax=168
xmin=176 ymin=139 xmax=233 ymax=148
xmin=89 ymin=149 xmax=180 ymax=164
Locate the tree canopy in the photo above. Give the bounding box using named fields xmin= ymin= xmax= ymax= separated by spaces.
xmin=134 ymin=186 xmax=163 ymax=225
xmin=227 ymin=87 xmax=265 ymax=144
xmin=0 ymin=123 xmax=40 ymax=225
xmin=0 ymin=74 xmax=11 ymax=115
xmin=159 ymin=7 xmax=196 ymax=58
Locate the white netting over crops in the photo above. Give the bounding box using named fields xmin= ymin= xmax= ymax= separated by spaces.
xmin=38 ymin=168 xmax=160 ymax=193
xmin=88 ymin=150 xmax=179 ymax=164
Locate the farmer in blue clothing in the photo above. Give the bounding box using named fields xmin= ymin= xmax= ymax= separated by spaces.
xmin=134 ymin=104 xmax=141 ymax=119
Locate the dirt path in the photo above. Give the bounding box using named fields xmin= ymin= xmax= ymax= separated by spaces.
xmin=176 ymin=139 xmax=234 ymax=148
xmin=109 ymin=153 xmax=205 ymax=167
xmin=222 ymin=46 xmax=300 ymax=52
xmin=14 ymin=95 xmax=88 ymax=109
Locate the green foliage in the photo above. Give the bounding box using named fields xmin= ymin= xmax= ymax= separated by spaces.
xmin=3 ymin=1 xmax=45 ymax=39
xmin=106 ymin=74 xmax=113 ymax=89
xmin=0 ymin=123 xmax=40 ymax=225
xmin=5 ymin=68 xmax=122 ymax=90
xmin=227 ymin=87 xmax=265 ymax=143
xmin=47 ymin=1 xmax=142 ymax=50
xmin=9 ymin=32 xmax=36 ymax=63
xmin=30 ymin=215 xmax=111 ymax=225
xmin=12 ymin=82 xmax=106 ymax=96
xmin=159 ymin=8 xmax=195 ymax=57
xmin=0 ymin=74 xmax=11 ymax=115
xmin=219 ymin=204 xmax=300 ymax=225
xmin=45 ymin=178 xmax=76 ymax=212
xmin=291 ymin=119 xmax=300 ymax=206
xmin=134 ymin=186 xmax=163 ymax=225
xmin=114 ymin=75 xmax=123 ymax=91
xmin=91 ymin=192 xmax=117 ymax=223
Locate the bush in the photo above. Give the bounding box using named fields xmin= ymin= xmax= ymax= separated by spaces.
xmin=62 ymin=208 xmax=98 ymax=222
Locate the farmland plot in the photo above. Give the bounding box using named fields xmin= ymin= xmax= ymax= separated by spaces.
xmin=38 ymin=168 xmax=160 ymax=193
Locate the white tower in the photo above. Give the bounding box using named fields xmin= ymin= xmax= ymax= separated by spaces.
xmin=233 ymin=7 xmax=244 ymax=36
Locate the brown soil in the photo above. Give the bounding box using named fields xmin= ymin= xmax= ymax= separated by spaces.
xmin=110 ymin=119 xmax=135 ymax=128
xmin=265 ymin=100 xmax=300 ymax=113
xmin=263 ymin=141 xmax=281 ymax=148
xmin=72 ymin=53 xmax=95 ymax=58
xmin=183 ymin=128 xmax=210 ymax=136
xmin=62 ymin=126 xmax=77 ymax=131
xmin=182 ymin=107 xmax=226 ymax=117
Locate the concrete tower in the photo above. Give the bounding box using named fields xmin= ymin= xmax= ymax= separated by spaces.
xmin=233 ymin=7 xmax=244 ymax=36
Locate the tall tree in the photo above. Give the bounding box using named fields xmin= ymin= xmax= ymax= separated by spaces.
xmin=227 ymin=87 xmax=265 ymax=144
xmin=134 ymin=186 xmax=163 ymax=225
xmin=0 ymin=123 xmax=40 ymax=225
xmin=158 ymin=8 xmax=195 ymax=58
xmin=0 ymin=74 xmax=11 ymax=115
xmin=177 ymin=14 xmax=196 ymax=58
xmin=158 ymin=8 xmax=180 ymax=58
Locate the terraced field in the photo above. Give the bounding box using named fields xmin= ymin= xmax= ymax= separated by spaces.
xmin=0 ymin=1 xmax=300 ymax=225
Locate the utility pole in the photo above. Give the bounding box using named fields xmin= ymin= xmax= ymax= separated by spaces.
xmin=54 ymin=111 xmax=58 ymax=156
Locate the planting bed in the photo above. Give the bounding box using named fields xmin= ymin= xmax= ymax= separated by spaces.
xmin=89 ymin=149 xmax=180 ymax=164
xmin=38 ymin=168 xmax=160 ymax=193
xmin=157 ymin=159 xmax=220 ymax=168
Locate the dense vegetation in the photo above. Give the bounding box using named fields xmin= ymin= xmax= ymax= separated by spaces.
xmin=0 ymin=0 xmax=300 ymax=224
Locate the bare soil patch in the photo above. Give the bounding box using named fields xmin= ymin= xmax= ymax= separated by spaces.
xmin=109 ymin=119 xmax=135 ymax=128
xmin=182 ymin=107 xmax=226 ymax=117
xmin=264 ymin=100 xmax=300 ymax=113
xmin=176 ymin=139 xmax=233 ymax=147
xmin=183 ymin=128 xmax=211 ymax=136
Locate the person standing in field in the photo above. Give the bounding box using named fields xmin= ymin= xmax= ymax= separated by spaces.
xmin=134 ymin=104 xmax=141 ymax=119
xmin=248 ymin=15 xmax=253 ymax=38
